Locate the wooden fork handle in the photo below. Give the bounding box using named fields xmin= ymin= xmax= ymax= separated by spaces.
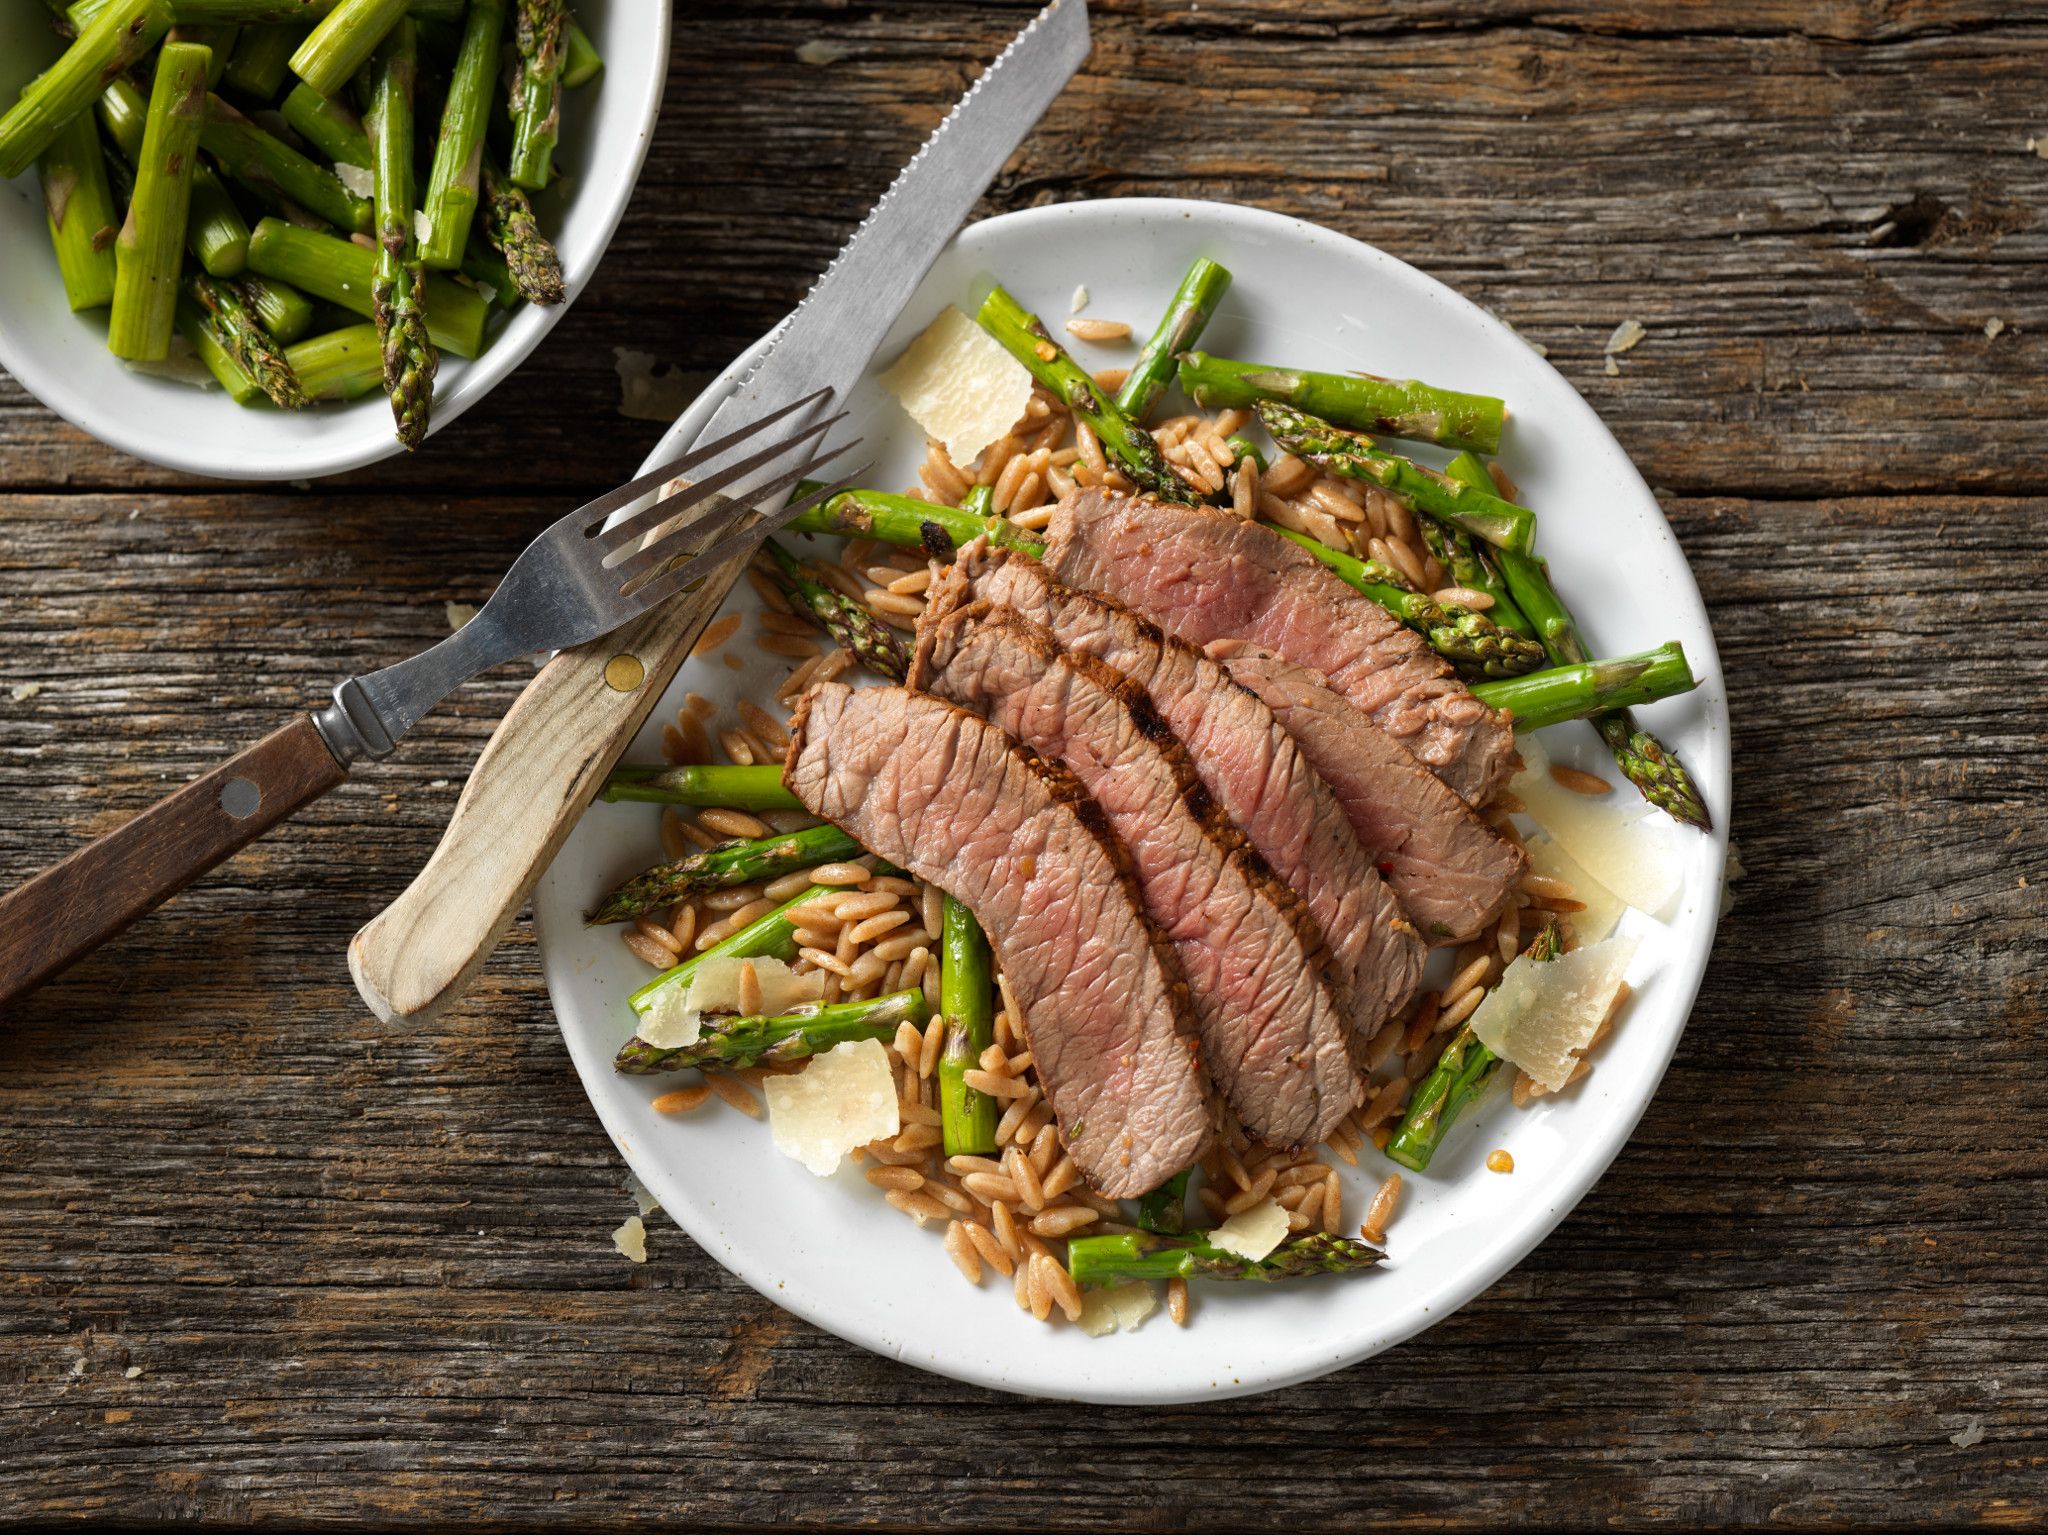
xmin=0 ymin=716 xmax=347 ymax=1009
xmin=347 ymin=567 xmax=738 ymax=1025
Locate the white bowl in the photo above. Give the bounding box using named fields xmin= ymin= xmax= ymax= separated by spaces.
xmin=531 ymin=198 xmax=1731 ymax=1403
xmin=0 ymin=2 xmax=667 ymax=480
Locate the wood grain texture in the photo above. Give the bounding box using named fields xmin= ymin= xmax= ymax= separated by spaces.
xmin=3 ymin=0 xmax=2046 ymax=1526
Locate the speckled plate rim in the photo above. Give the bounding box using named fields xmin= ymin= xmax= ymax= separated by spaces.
xmin=531 ymin=197 xmax=1729 ymax=1404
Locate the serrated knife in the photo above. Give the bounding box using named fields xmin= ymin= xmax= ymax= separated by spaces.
xmin=348 ymin=1 xmax=1092 ymax=1023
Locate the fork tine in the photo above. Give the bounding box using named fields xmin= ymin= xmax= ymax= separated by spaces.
xmin=566 ymin=386 xmax=835 ymax=538
xmin=595 ymin=410 xmax=847 ymax=558
xmin=606 ymin=439 xmax=862 ymax=590
xmin=620 ymin=465 xmax=876 ymax=614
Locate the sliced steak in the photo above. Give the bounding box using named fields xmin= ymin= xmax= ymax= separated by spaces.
xmin=913 ymin=603 xmax=1361 ymax=1147
xmin=782 ymin=682 xmax=1208 ymax=1196
xmin=1036 ymin=486 xmax=1518 ymax=807
xmin=927 ymin=544 xmax=1424 ymax=1042
xmin=1209 ymin=639 xmax=1529 ymax=945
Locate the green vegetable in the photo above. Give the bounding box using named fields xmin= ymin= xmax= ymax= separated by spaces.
xmin=1468 ymin=642 xmax=1697 ymax=732
xmin=480 ymin=150 xmax=563 ymax=304
xmin=100 ymin=75 xmax=250 ymax=277
xmin=175 ymin=297 xmax=261 ymax=402
xmin=614 ymin=991 xmax=927 ymax=1075
xmin=0 ymin=0 xmax=172 ymax=182
xmin=416 ymin=0 xmax=502 ymax=267
xmin=201 ymin=94 xmax=374 ymax=234
xmin=1067 ymin=1230 xmax=1387 ymax=1285
xmin=108 ymin=40 xmax=210 ymax=362
xmin=760 ymin=538 xmax=910 ymax=681
xmin=789 ymin=484 xmax=1044 ymax=561
xmin=240 ymin=274 xmax=314 ymax=341
xmin=977 ymin=283 xmax=1204 ymax=505
xmin=283 ymin=321 xmax=383 ymax=399
xmin=600 ymin=764 xmax=804 ymax=812
xmin=289 ymin=0 xmax=408 ymax=98
xmin=187 ymin=272 xmax=307 ymax=407
xmin=506 ymin=0 xmax=568 ymax=189
xmin=1178 ymin=350 xmax=1505 ymax=455
xmin=1115 ymin=256 xmax=1231 ymax=422
xmin=561 ymin=19 xmax=601 ymax=87
xmin=367 ymin=18 xmax=435 ymax=448
xmin=279 ymin=81 xmax=371 ymax=170
xmin=245 ymin=217 xmax=489 ymax=357
xmin=937 ymin=895 xmax=996 ymax=1157
xmin=1136 ymin=1170 xmax=1190 ymax=1235
xmin=37 ymin=112 xmax=119 ymax=312
xmin=586 ymin=824 xmax=863 ymax=926
xmin=221 ymin=22 xmax=305 ymax=98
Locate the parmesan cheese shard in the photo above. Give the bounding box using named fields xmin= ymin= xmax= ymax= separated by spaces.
xmin=636 ymin=955 xmax=824 ymax=1049
xmin=1471 ymin=932 xmax=1640 ymax=1092
xmin=334 ymin=162 xmax=372 ymax=198
xmin=1514 ymin=736 xmax=1685 ymax=916
xmin=612 ymin=1215 xmax=648 ymax=1263
xmin=1524 ymin=832 xmax=1625 ymax=946
xmin=1070 ymin=284 xmax=1089 ymax=314
xmin=766 ymin=1038 xmax=899 ymax=1176
xmin=877 ymin=305 xmax=1034 ymax=467
xmin=1077 ymin=1280 xmax=1158 ymax=1337
xmin=1207 ymin=1198 xmax=1288 ymax=1262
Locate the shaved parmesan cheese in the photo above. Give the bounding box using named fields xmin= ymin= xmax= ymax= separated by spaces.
xmin=1077 ymin=1281 xmax=1158 ymax=1337
xmin=878 ymin=305 xmax=1033 ymax=467
xmin=334 ymin=162 xmax=372 ymax=198
xmin=612 ymin=1215 xmax=648 ymax=1263
xmin=1070 ymin=284 xmax=1089 ymax=314
xmin=1207 ymin=1198 xmax=1288 ymax=1262
xmin=637 ymin=956 xmax=824 ymax=1049
xmin=1513 ymin=736 xmax=1685 ymax=916
xmin=1471 ymin=933 xmax=1640 ymax=1091
xmin=1524 ymin=832 xmax=1625 ymax=946
xmin=766 ymin=1038 xmax=898 ymax=1176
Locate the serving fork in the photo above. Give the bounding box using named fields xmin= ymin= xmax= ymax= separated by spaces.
xmin=0 ymin=392 xmax=864 ymax=1008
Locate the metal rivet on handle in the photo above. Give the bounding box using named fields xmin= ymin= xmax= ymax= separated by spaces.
xmin=603 ymin=654 xmax=646 ymax=692
xmin=220 ymin=778 xmax=261 ymax=819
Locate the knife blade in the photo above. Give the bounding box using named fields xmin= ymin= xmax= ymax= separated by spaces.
xmin=348 ymin=1 xmax=1092 ymax=1023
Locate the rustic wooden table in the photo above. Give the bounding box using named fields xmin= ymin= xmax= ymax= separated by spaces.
xmin=4 ymin=2 xmax=2044 ymax=1527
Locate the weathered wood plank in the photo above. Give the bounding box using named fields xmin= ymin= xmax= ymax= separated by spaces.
xmin=1 ymin=487 xmax=2042 ymax=1525
xmin=2 ymin=5 xmax=2043 ymax=498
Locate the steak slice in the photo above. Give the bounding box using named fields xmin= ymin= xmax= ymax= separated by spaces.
xmin=913 ymin=603 xmax=1361 ymax=1148
xmin=782 ymin=682 xmax=1208 ymax=1196
xmin=1036 ymin=486 xmax=1518 ymax=807
xmin=1209 ymin=639 xmax=1529 ymax=945
xmin=928 ymin=543 xmax=1424 ymax=1042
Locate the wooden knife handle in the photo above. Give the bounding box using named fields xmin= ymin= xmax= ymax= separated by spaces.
xmin=0 ymin=716 xmax=347 ymax=1009
xmin=347 ymin=568 xmax=739 ymax=1024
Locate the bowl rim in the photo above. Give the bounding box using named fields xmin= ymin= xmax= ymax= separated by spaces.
xmin=535 ymin=194 xmax=1731 ymax=1403
xmin=0 ymin=3 xmax=670 ymax=482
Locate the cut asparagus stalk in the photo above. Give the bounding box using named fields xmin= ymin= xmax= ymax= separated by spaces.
xmin=1386 ymin=917 xmax=1561 ymax=1173
xmin=614 ymin=990 xmax=928 ymax=1075
xmin=240 ymin=273 xmax=313 ymax=341
xmin=108 ymin=40 xmax=210 ymax=362
xmin=562 ymin=18 xmax=601 ymax=86
xmin=245 ymin=216 xmax=489 ymax=356
xmin=100 ymin=75 xmax=250 ymax=278
xmin=416 ymin=0 xmax=503 ymax=268
xmin=788 ymin=484 xmax=1044 ymax=561
xmin=279 ymin=81 xmax=371 ymax=171
xmin=284 ymin=321 xmax=383 ymax=399
xmin=628 ymin=874 xmax=901 ymax=1022
xmin=1067 ymin=1230 xmax=1387 ymax=1285
xmin=1136 ymin=1170 xmax=1191 ymax=1235
xmin=169 ymin=21 xmax=237 ymax=85
xmin=977 ymin=284 xmax=1206 ymax=505
xmin=175 ymin=296 xmax=261 ymax=403
xmin=760 ymin=539 xmax=910 ymax=681
xmin=187 ymin=272 xmax=307 ymax=407
xmin=1179 ymin=350 xmax=1505 ymax=455
xmin=1263 ymin=523 xmax=1546 ymax=680
xmin=367 ymin=18 xmax=435 ymax=449
xmin=38 ymin=111 xmax=119 ymax=312
xmin=1434 ymin=450 xmax=1535 ymax=635
xmin=601 ymin=764 xmax=804 ymax=812
xmin=480 ymin=148 xmax=562 ymax=303
xmin=586 ymin=823 xmax=862 ymax=926
xmin=70 ymin=0 xmax=462 ymax=23
xmin=0 ymin=0 xmax=172 ymax=181
xmin=289 ymin=0 xmax=407 ymax=97
xmin=958 ymin=483 xmax=994 ymax=518
xmin=1468 ymin=642 xmax=1697 ymax=731
xmin=1257 ymin=401 xmax=1536 ymax=554
xmin=457 ymin=243 xmax=520 ymax=308
xmin=201 ymin=94 xmax=373 ymax=234
xmin=1115 ymin=256 xmax=1232 ymax=422
xmin=506 ymin=0 xmax=568 ymax=189
xmin=222 ymin=21 xmax=305 ymax=98
xmin=938 ymin=895 xmax=997 ymax=1157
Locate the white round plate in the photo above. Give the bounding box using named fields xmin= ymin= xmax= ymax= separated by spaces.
xmin=0 ymin=1 xmax=667 ymax=480
xmin=532 ymin=198 xmax=1729 ymax=1404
